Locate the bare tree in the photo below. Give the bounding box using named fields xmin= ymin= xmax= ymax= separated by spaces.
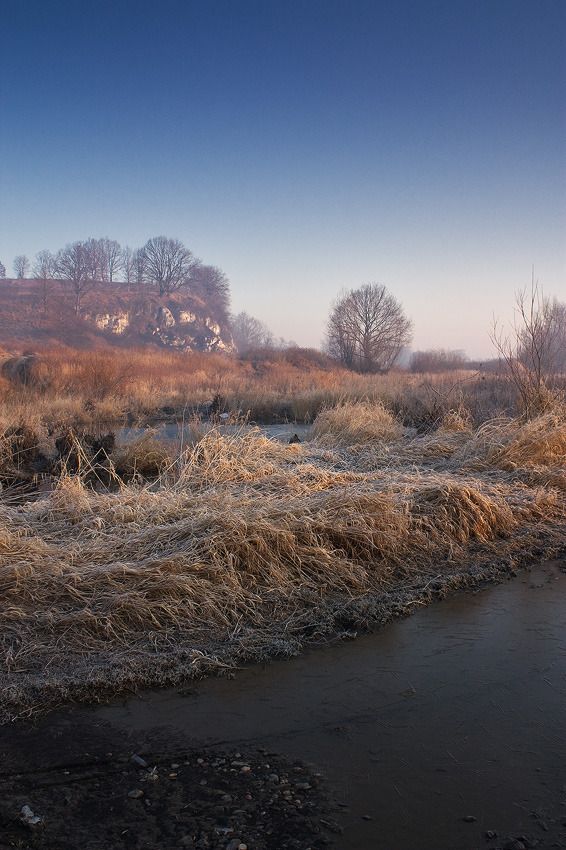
xmin=326 ymin=283 xmax=412 ymax=373
xmin=98 ymin=238 xmax=122 ymax=282
xmin=133 ymin=248 xmax=145 ymax=286
xmin=231 ymin=312 xmax=273 ymax=354
xmin=141 ymin=236 xmax=197 ymax=295
xmin=33 ymin=250 xmax=56 ymax=315
xmin=193 ymin=264 xmax=231 ymax=325
xmin=83 ymin=238 xmax=105 ymax=281
xmin=121 ymin=246 xmax=134 ymax=288
xmin=491 ymin=276 xmax=565 ymax=417
xmin=55 ymin=241 xmax=95 ymax=315
xmin=0 ymin=261 xmax=6 ymax=278
xmin=13 ymin=255 xmax=29 ymax=279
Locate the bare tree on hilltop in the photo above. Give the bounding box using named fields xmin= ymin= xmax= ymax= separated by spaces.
xmin=193 ymin=264 xmax=231 ymax=325
xmin=326 ymin=283 xmax=412 ymax=373
xmin=13 ymin=255 xmax=29 ymax=279
xmin=55 ymin=241 xmax=96 ymax=315
xmin=141 ymin=236 xmax=197 ymax=295
xmin=33 ymin=250 xmax=56 ymax=315
xmin=99 ymin=238 xmax=123 ymax=282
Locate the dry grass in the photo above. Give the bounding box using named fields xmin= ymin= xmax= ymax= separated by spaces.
xmin=0 ymin=402 xmax=564 ymax=721
xmin=311 ymin=400 xmax=403 ymax=444
xmin=2 ymin=345 xmax=560 ymax=432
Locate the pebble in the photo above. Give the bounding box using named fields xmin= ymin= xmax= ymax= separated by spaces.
xmin=462 ymin=815 xmax=477 ymax=823
xmin=130 ymin=754 xmax=148 ymax=769
xmin=127 ymin=789 xmax=144 ymax=799
xmin=20 ymin=805 xmax=42 ymax=826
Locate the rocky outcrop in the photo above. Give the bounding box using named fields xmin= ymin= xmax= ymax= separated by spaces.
xmin=0 ymin=279 xmax=234 ymax=353
xmin=85 ymin=299 xmax=233 ymax=352
xmin=93 ymin=312 xmax=130 ymax=334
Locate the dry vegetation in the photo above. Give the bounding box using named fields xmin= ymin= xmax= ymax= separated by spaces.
xmin=1 ymin=399 xmax=564 ymax=722
xmin=0 ymin=344 xmax=548 ymax=434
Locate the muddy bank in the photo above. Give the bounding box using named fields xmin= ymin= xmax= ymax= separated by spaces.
xmin=1 ymin=561 xmax=565 ymax=849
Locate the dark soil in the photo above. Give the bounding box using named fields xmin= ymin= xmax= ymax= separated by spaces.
xmin=0 ymin=740 xmax=336 ymax=850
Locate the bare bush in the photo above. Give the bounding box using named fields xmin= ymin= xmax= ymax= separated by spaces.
xmin=410 ymin=349 xmax=468 ymax=373
xmin=491 ymin=279 xmax=566 ymax=417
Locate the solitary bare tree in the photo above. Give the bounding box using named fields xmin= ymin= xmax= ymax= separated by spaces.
xmin=0 ymin=260 xmax=6 ymax=278
xmin=326 ymin=283 xmax=412 ymax=373
xmin=141 ymin=236 xmax=196 ymax=295
xmin=13 ymin=255 xmax=29 ymax=279
xmin=55 ymin=241 xmax=95 ymax=315
xmin=491 ymin=278 xmax=566 ymax=416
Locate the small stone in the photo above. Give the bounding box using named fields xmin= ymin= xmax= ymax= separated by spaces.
xmin=169 ymin=772 xmax=178 ymax=779
xmin=463 ymin=815 xmax=477 ymax=823
xmin=361 ymin=814 xmax=373 ymax=821
xmin=131 ymin=754 xmax=148 ymax=769
xmin=268 ymin=774 xmax=280 ymax=783
xmin=128 ymin=789 xmax=144 ymax=799
xmin=171 ymin=763 xmax=180 ymax=769
xmin=20 ymin=805 xmax=42 ymax=826
xmin=485 ymin=831 xmax=498 ymax=839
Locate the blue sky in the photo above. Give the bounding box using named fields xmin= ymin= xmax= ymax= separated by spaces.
xmin=1 ymin=0 xmax=564 ymax=356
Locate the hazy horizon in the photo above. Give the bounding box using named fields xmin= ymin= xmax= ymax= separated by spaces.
xmin=1 ymin=0 xmax=565 ymax=359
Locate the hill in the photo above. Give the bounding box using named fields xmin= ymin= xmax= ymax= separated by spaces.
xmin=0 ymin=278 xmax=233 ymax=352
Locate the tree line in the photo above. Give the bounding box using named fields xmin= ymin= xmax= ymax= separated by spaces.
xmin=0 ymin=237 xmax=230 ymax=322
xmin=2 ymin=246 xmax=562 ymax=378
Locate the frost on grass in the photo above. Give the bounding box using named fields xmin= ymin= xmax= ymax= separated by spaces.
xmin=1 ymin=405 xmax=565 ymax=721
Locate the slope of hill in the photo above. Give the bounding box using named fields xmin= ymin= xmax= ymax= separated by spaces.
xmin=0 ymin=279 xmax=234 ymax=352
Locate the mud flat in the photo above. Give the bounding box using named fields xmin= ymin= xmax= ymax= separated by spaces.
xmin=1 ymin=560 xmax=565 ymax=849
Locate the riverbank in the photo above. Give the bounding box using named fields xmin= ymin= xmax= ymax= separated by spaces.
xmin=1 ymin=406 xmax=565 ymax=723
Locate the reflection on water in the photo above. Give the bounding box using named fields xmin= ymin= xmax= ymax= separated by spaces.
xmin=118 ymin=421 xmax=313 ymax=445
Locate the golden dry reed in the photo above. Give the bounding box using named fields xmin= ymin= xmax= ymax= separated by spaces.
xmin=0 ymin=403 xmax=565 ymax=721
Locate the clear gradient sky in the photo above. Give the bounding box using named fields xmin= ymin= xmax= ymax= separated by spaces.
xmin=1 ymin=0 xmax=565 ymax=357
